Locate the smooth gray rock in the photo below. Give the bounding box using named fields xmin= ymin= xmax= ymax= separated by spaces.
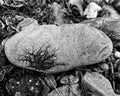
xmin=5 ymin=22 xmax=113 ymax=73
xmin=83 ymin=72 xmax=116 ymax=96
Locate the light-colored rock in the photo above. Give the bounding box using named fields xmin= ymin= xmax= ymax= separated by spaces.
xmin=83 ymin=72 xmax=116 ymax=96
xmin=17 ymin=18 xmax=38 ymax=31
xmin=47 ymin=84 xmax=81 ymax=96
xmin=84 ymin=2 xmax=102 ymax=18
xmin=1 ymin=38 xmax=9 ymax=47
xmin=5 ymin=21 xmax=113 ymax=73
xmin=105 ymin=0 xmax=110 ymax=3
xmin=0 ymin=20 xmax=5 ymax=29
xmin=114 ymin=51 xmax=120 ymax=59
xmin=0 ymin=0 xmax=4 ymax=5
xmin=52 ymin=2 xmax=64 ymax=24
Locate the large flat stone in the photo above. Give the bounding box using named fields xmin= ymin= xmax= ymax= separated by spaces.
xmin=5 ymin=23 xmax=113 ymax=73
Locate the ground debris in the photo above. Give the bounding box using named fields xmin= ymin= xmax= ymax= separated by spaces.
xmin=47 ymin=83 xmax=81 ymax=96
xmin=0 ymin=0 xmax=120 ymax=96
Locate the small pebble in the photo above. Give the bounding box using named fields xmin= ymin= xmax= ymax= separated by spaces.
xmin=99 ymin=63 xmax=109 ymax=70
xmin=1 ymin=38 xmax=8 ymax=47
xmin=0 ymin=20 xmax=5 ymax=29
xmin=52 ymin=2 xmax=64 ymax=24
xmin=105 ymin=0 xmax=109 ymax=3
xmin=114 ymin=51 xmax=120 ymax=58
xmin=17 ymin=18 xmax=38 ymax=31
xmin=84 ymin=2 xmax=102 ymax=18
xmin=0 ymin=0 xmax=4 ymax=5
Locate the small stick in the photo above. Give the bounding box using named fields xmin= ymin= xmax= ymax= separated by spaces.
xmin=48 ymin=78 xmax=62 ymax=96
xmin=110 ymin=61 xmax=115 ymax=91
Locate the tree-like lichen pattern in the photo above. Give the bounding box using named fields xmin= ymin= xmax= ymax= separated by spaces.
xmin=17 ymin=45 xmax=65 ymax=71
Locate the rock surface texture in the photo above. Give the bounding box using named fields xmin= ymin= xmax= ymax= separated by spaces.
xmin=5 ymin=23 xmax=113 ymax=73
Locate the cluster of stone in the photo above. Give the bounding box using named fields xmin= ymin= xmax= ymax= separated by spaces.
xmin=2 ymin=0 xmax=120 ymax=96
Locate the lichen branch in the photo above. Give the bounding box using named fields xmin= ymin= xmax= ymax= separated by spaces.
xmin=17 ymin=45 xmax=66 ymax=71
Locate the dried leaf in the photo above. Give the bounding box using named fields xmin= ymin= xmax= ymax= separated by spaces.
xmin=47 ymin=84 xmax=81 ymax=96
xmin=45 ymin=75 xmax=57 ymax=89
xmin=69 ymin=0 xmax=84 ymax=15
xmin=60 ymin=75 xmax=79 ymax=84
